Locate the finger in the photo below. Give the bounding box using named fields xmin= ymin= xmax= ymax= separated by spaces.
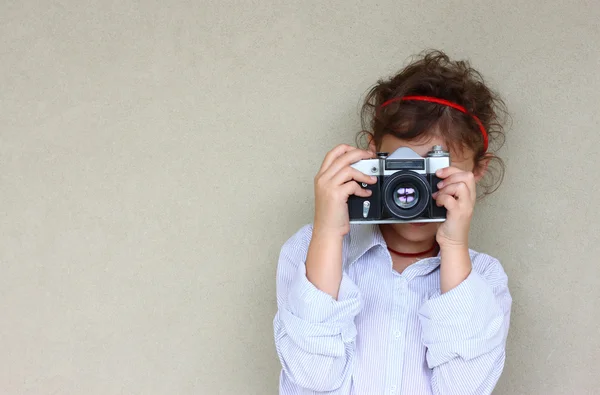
xmin=435 ymin=172 xmax=476 ymax=201
xmin=322 ymin=149 xmax=376 ymax=179
xmin=432 ymin=182 xmax=471 ymax=202
xmin=340 ymin=181 xmax=372 ymax=198
xmin=435 ymin=193 xmax=458 ymax=211
xmin=435 ymin=166 xmax=463 ymax=179
xmin=318 ymin=144 xmax=356 ymax=174
xmin=331 ymin=167 xmax=377 ymax=187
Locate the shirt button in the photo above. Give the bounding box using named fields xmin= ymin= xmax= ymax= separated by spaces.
xmin=394 ymin=330 xmax=402 ymax=338
xmin=390 ymin=385 xmax=397 ymax=393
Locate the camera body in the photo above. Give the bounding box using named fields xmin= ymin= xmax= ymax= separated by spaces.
xmin=348 ymin=145 xmax=450 ymax=224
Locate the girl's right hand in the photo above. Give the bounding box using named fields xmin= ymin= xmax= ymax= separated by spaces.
xmin=313 ymin=144 xmax=377 ymax=237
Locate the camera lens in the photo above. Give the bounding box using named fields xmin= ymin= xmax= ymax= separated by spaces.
xmin=382 ymin=171 xmax=430 ymax=220
xmin=393 ymin=184 xmax=419 ymax=209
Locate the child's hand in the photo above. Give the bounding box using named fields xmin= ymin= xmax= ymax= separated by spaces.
xmin=432 ymin=167 xmax=477 ymax=249
xmin=313 ymin=144 xmax=376 ymax=237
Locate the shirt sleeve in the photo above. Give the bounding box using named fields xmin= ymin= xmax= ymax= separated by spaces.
xmin=418 ymin=254 xmax=512 ymax=395
xmin=273 ymin=225 xmax=361 ymax=393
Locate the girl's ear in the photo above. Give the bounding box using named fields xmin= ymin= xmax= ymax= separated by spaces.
xmin=367 ymin=133 xmax=377 ymax=153
xmin=473 ymin=154 xmax=491 ymax=182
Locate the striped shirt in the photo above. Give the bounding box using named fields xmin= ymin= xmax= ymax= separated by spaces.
xmin=273 ymin=224 xmax=512 ymax=395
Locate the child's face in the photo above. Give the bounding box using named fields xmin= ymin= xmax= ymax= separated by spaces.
xmin=373 ymin=134 xmax=478 ymax=243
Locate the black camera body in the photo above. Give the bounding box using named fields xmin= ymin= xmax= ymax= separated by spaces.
xmin=348 ymin=145 xmax=450 ymax=224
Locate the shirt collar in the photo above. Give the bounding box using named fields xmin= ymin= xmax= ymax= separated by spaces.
xmin=346 ymin=224 xmax=386 ymax=266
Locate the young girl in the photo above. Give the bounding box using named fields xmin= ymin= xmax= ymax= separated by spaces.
xmin=273 ymin=50 xmax=511 ymax=395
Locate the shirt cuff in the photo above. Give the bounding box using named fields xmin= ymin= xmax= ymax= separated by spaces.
xmin=418 ymin=270 xmax=506 ymax=367
xmin=288 ymin=262 xmax=361 ymax=324
xmin=278 ymin=263 xmax=361 ymax=355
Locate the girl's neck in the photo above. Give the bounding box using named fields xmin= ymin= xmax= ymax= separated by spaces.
xmin=379 ymin=225 xmax=438 ymax=274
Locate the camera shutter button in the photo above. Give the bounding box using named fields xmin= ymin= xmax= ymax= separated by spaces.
xmin=362 ymin=201 xmax=371 ymax=218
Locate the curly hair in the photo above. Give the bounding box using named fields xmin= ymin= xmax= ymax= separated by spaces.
xmin=358 ymin=50 xmax=509 ymax=196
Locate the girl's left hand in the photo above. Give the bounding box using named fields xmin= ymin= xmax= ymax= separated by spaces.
xmin=432 ymin=167 xmax=477 ymax=249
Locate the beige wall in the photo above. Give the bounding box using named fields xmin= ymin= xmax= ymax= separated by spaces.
xmin=1 ymin=1 xmax=599 ymax=394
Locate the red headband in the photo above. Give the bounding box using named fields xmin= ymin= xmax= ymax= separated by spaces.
xmin=380 ymin=95 xmax=489 ymax=152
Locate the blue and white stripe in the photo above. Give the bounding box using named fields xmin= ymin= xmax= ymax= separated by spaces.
xmin=273 ymin=224 xmax=512 ymax=395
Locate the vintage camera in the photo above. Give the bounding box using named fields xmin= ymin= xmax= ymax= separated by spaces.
xmin=348 ymin=145 xmax=450 ymax=223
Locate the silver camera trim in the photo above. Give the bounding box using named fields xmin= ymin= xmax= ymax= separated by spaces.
xmin=349 ymin=218 xmax=446 ymax=224
xmin=350 ymin=146 xmax=450 ymax=176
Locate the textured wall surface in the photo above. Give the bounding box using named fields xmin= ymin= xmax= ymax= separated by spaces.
xmin=1 ymin=1 xmax=599 ymax=394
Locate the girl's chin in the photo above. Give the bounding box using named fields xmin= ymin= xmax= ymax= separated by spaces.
xmin=388 ymin=222 xmax=438 ymax=239
xmin=389 ymin=222 xmax=438 ymax=230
